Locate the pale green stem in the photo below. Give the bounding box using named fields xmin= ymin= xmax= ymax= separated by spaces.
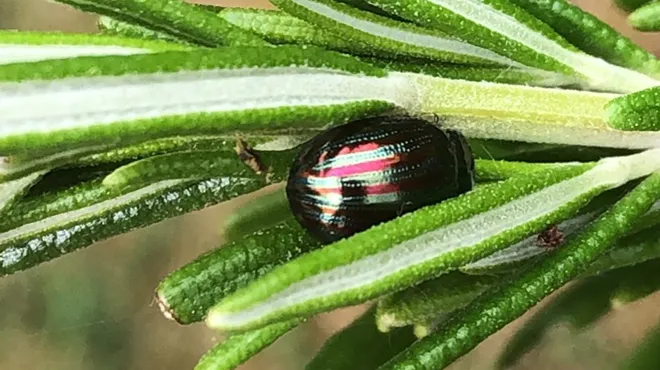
xmin=410 ymin=74 xmax=660 ymax=149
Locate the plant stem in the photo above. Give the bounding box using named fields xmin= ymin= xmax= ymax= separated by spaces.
xmin=412 ymin=74 xmax=660 ymax=149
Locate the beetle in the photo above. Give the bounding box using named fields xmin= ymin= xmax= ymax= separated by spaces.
xmin=286 ymin=115 xmax=475 ymax=244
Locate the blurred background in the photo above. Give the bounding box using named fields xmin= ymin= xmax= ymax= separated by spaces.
xmin=0 ymin=1 xmax=659 ymax=369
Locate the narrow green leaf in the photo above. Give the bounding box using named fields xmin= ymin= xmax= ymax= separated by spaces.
xmin=54 ymin=0 xmax=267 ymax=47
xmin=98 ymin=16 xmax=189 ymax=44
xmin=96 ymin=2 xmax=225 ymax=42
xmin=219 ymin=8 xmax=574 ymax=88
xmin=222 ymin=186 xmax=292 ymax=241
xmin=0 ymin=171 xmax=44 ymax=213
xmin=375 ymin=218 xmax=660 ymax=333
xmin=457 ymin=185 xmax=631 ymax=276
xmin=586 ymin=223 xmax=660 ymax=275
xmin=218 ymin=8 xmax=376 ymax=57
xmin=378 ymin=172 xmax=660 ymax=370
xmin=611 ymin=259 xmax=660 ymax=305
xmin=507 ymin=0 xmax=660 ymax=77
xmin=359 ymin=57 xmax=579 ymax=87
xmin=0 ymin=136 xmax=262 ymax=184
xmin=207 ymin=150 xmax=660 ymax=332
xmin=101 ymin=150 xmax=257 ymax=190
xmin=630 ymin=1 xmax=660 ymax=32
xmin=75 ymin=136 xmax=250 ymax=167
xmin=156 ymin=220 xmax=321 ymax=324
xmin=606 ymin=87 xmax=660 ymax=131
xmin=0 ymin=47 xmax=396 ymax=155
xmin=271 ymin=0 xmax=530 ymax=67
xmin=473 ymin=159 xmax=584 ymax=182
xmin=459 ymin=209 xmax=600 ymax=275
xmin=0 ymin=177 xmax=264 ymax=276
xmin=0 ymin=30 xmax=187 ymax=65
xmin=366 ymin=0 xmax=660 ymax=92
xmin=306 ymin=307 xmax=416 ymax=370
xmin=0 ymin=145 xmax=116 ymax=183
xmin=195 ymin=320 xmax=301 ymax=370
xmin=376 ymin=272 xmax=496 ymax=333
xmin=2 ymin=178 xmax=114 ymax=233
xmin=336 ymin=0 xmax=403 ymax=18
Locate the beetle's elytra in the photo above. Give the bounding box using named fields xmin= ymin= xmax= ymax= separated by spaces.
xmin=286 ymin=115 xmax=475 ymax=244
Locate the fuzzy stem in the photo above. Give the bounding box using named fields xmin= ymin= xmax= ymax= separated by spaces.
xmin=411 ymin=74 xmax=660 ymax=149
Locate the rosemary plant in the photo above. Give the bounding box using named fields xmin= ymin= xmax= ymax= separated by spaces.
xmin=3 ymin=0 xmax=660 ymax=369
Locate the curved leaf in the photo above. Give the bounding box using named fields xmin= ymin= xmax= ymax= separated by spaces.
xmin=0 ymin=177 xmax=264 ymax=276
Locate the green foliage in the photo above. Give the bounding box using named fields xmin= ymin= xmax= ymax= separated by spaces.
xmin=630 ymin=1 xmax=660 ymax=32
xmin=4 ymin=0 xmax=660 ymax=369
xmin=606 ymin=86 xmax=660 ymax=131
xmin=156 ymin=220 xmax=321 ymax=324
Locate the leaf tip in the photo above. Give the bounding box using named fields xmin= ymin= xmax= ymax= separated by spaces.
xmin=155 ymin=290 xmax=184 ymax=324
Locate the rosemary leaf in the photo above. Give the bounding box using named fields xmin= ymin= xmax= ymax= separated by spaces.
xmin=207 ymin=150 xmax=660 ymax=331
xmin=378 ymin=172 xmax=660 ymax=370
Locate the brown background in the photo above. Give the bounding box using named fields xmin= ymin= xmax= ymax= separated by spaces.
xmin=0 ymin=1 xmax=658 ymax=370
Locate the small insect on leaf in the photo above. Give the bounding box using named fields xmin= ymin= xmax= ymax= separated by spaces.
xmin=536 ymin=225 xmax=565 ymax=249
xmin=286 ymin=115 xmax=475 ymax=243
